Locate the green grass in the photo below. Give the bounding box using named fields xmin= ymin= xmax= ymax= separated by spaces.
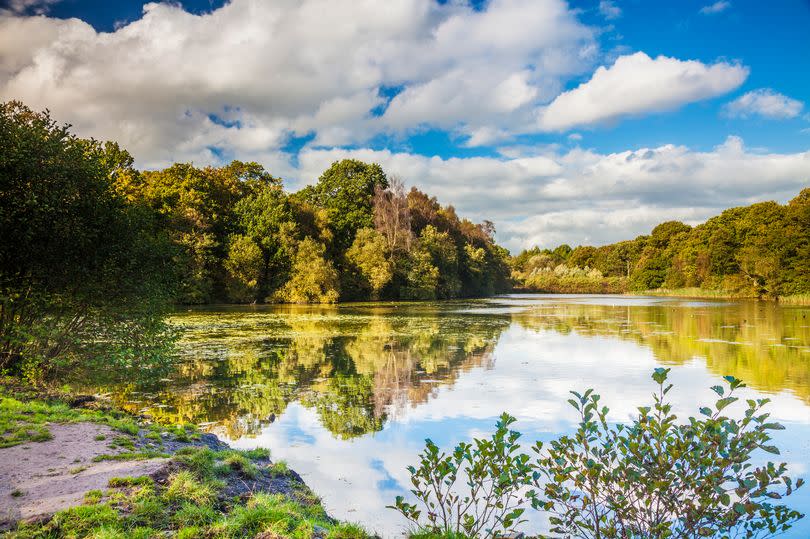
xmin=6 ymin=446 xmax=371 ymax=539
xmin=269 ymin=460 xmax=290 ymax=476
xmin=0 ymin=389 xmax=140 ymax=448
xmin=91 ymin=450 xmax=170 ymax=462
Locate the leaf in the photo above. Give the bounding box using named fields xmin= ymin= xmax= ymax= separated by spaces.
xmin=716 ymin=397 xmax=738 ymax=412
xmin=711 ymin=385 xmax=724 ymax=397
xmin=652 ymin=368 xmax=670 ymax=385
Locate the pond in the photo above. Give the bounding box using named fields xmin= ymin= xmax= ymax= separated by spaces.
xmin=81 ymin=295 xmax=810 ymax=537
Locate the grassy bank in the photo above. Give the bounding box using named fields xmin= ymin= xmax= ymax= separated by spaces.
xmin=0 ymin=383 xmax=370 ymax=539
xmin=636 ymin=287 xmax=758 ymax=299
xmin=638 ymin=288 xmax=810 ymax=304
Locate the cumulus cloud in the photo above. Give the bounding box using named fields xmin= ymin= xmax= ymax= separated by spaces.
xmin=537 ymin=52 xmax=748 ymax=131
xmin=723 ymin=88 xmax=804 ymax=119
xmin=0 ymin=0 xmax=596 ymax=164
xmin=294 ymin=137 xmax=810 ymax=251
xmin=699 ymin=1 xmax=731 ymax=15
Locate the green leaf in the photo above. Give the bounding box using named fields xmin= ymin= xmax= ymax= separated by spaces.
xmin=652 ymin=368 xmax=670 ymax=384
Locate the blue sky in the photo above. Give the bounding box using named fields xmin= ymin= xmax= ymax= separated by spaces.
xmin=1 ymin=0 xmax=808 ymax=250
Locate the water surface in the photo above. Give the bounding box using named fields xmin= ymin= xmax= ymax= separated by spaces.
xmin=83 ymin=295 xmax=810 ymax=536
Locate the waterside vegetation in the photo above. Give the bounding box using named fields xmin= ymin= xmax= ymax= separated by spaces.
xmin=511 ymin=190 xmax=810 ymax=301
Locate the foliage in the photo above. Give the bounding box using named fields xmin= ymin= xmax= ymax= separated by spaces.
xmin=512 ymin=190 xmax=810 ymax=299
xmin=275 ymin=238 xmax=340 ymax=304
xmin=402 ymin=247 xmax=440 ymax=300
xmin=303 ymin=159 xmax=389 ymax=253
xmin=347 ymin=228 xmax=393 ymax=299
xmin=390 ymin=413 xmax=535 ymax=539
xmin=0 ymin=101 xmax=176 ymax=377
xmin=533 ymin=369 xmax=804 ymax=538
xmin=394 ymin=372 xmax=805 ymax=538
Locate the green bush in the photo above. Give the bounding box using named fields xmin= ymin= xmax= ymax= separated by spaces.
xmin=389 ymin=413 xmax=535 ymax=538
xmin=394 ymin=371 xmax=805 ymax=538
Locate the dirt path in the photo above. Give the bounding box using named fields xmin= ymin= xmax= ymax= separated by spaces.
xmin=0 ymin=423 xmax=168 ymax=527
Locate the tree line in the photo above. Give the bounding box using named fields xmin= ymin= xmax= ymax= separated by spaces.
xmin=0 ymin=101 xmax=509 ymax=376
xmin=512 ymin=190 xmax=810 ymax=299
xmin=123 ymin=156 xmax=510 ymax=305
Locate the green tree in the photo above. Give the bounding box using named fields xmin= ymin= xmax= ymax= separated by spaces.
xmin=402 ymin=247 xmax=440 ymax=300
xmin=231 ymin=182 xmax=293 ymax=301
xmin=346 ymin=228 xmax=393 ymax=299
xmin=223 ymin=234 xmax=263 ymax=303
xmin=0 ymin=101 xmax=174 ymax=376
xmin=275 ymin=238 xmax=340 ymax=304
xmin=304 ymin=159 xmax=388 ymax=253
xmin=420 ymin=225 xmax=461 ymax=299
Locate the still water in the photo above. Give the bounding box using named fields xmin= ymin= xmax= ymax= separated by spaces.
xmin=95 ymin=295 xmax=810 ymax=536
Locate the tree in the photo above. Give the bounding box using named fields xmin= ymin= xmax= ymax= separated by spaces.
xmin=223 ymin=235 xmax=263 ymax=303
xmin=420 ymin=225 xmax=461 ymax=298
xmin=373 ymin=175 xmax=412 ymax=257
xmin=0 ymin=101 xmax=174 ymax=375
xmin=275 ymin=238 xmax=339 ymax=304
xmin=402 ymin=246 xmax=439 ymax=300
xmin=347 ymin=228 xmax=393 ymax=299
xmin=231 ymin=182 xmax=293 ymax=301
xmin=305 ymin=159 xmax=388 ymax=253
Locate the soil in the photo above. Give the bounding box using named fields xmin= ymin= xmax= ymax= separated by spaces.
xmin=0 ymin=423 xmax=169 ymax=528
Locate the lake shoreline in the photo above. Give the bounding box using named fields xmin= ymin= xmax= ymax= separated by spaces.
xmin=0 ymin=381 xmax=370 ymax=538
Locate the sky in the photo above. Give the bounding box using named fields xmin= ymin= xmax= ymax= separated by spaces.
xmin=1 ymin=0 xmax=809 ymax=252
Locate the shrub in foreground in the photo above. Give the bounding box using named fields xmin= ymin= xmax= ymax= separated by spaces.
xmin=393 ymin=370 xmax=805 ymax=538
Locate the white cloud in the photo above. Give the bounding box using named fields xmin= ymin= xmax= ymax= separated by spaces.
xmin=724 ymin=88 xmax=804 ymax=119
xmin=294 ymin=137 xmax=810 ymax=251
xmin=0 ymin=0 xmax=596 ymax=164
xmin=599 ymin=0 xmax=622 ymax=20
xmin=0 ymin=0 xmax=59 ymax=15
xmin=537 ymin=52 xmax=748 ymax=132
xmin=699 ymin=1 xmax=731 ymax=15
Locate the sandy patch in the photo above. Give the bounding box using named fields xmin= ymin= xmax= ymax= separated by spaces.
xmin=0 ymin=422 xmax=168 ymax=527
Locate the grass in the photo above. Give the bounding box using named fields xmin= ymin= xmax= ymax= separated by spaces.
xmin=780 ymin=293 xmax=810 ymax=305
xmin=6 ymin=445 xmax=371 ymax=539
xmin=1 ymin=385 xmax=369 ymax=538
xmin=637 ymin=287 xmax=757 ymax=299
xmin=0 ymin=387 xmax=140 ymax=448
xmin=91 ymin=450 xmax=170 ymax=462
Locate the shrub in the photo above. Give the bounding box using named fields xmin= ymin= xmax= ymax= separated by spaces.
xmin=393 ymin=371 xmax=805 ymax=538
xmin=532 ymin=369 xmax=805 ymax=538
xmin=389 ymin=413 xmax=535 ymax=538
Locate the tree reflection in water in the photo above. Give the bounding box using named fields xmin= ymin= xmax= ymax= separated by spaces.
xmin=71 ymin=298 xmax=810 ymax=440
